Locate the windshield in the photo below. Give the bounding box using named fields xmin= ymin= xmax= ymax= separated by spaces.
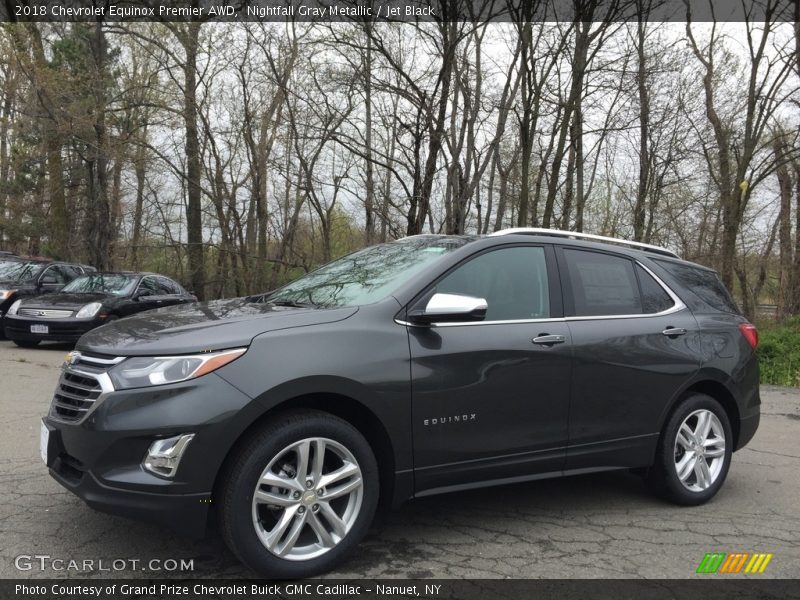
xmin=62 ymin=274 xmax=137 ymax=296
xmin=0 ymin=261 xmax=44 ymax=282
xmin=266 ymin=236 xmax=472 ymax=308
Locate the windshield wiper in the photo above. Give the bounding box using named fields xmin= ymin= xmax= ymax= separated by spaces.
xmin=268 ymin=300 xmax=318 ymax=308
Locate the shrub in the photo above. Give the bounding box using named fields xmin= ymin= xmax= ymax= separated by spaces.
xmin=757 ymin=318 xmax=800 ymax=387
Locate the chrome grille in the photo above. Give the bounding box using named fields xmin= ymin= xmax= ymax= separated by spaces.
xmin=50 ymin=353 xmax=122 ymax=423
xmin=19 ymin=308 xmax=73 ymax=318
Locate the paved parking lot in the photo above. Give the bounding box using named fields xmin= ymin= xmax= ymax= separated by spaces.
xmin=1 ymin=340 xmax=798 ymax=579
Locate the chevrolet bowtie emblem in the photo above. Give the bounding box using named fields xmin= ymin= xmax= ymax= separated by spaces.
xmin=64 ymin=351 xmax=81 ymax=367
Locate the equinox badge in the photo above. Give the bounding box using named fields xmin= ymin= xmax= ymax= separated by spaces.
xmin=423 ymin=414 xmax=477 ymax=426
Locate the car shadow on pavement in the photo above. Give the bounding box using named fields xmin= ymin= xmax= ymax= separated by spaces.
xmin=37 ymin=469 xmax=655 ymax=579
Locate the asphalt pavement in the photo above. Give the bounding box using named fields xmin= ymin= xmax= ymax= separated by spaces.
xmin=1 ymin=341 xmax=798 ymax=579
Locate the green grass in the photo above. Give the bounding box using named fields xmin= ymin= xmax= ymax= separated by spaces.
xmin=756 ymin=316 xmax=800 ymax=387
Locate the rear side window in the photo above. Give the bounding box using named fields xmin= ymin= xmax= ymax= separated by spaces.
xmin=563 ymin=249 xmax=641 ymax=316
xmin=654 ymin=260 xmax=739 ymax=314
xmin=636 ymin=265 xmax=674 ymax=314
xmin=435 ymin=246 xmax=550 ymax=321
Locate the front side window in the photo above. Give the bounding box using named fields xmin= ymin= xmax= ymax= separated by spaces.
xmin=41 ymin=266 xmax=67 ymax=284
xmin=434 ymin=246 xmax=550 ymax=321
xmin=137 ymin=277 xmax=160 ymax=296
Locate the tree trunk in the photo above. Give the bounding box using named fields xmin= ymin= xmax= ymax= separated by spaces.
xmin=774 ymin=136 xmax=793 ymax=320
xmin=181 ymin=23 xmax=205 ymax=299
xmin=84 ymin=21 xmax=111 ymax=270
xmin=363 ymin=24 xmax=376 ymax=244
xmin=633 ymin=17 xmax=650 ymax=241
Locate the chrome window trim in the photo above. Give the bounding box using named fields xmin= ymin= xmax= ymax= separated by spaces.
xmin=397 ymin=259 xmax=686 ymax=328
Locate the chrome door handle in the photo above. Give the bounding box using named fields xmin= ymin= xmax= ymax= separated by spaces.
xmin=662 ymin=327 xmax=687 ymax=337
xmin=532 ymin=334 xmax=566 ymax=345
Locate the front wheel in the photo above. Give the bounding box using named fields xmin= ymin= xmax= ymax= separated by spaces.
xmin=647 ymin=393 xmax=733 ymax=505
xmin=220 ymin=410 xmax=378 ymax=578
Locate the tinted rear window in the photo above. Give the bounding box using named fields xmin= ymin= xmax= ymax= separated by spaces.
xmin=636 ymin=265 xmax=674 ymax=314
xmin=654 ymin=260 xmax=739 ymax=314
xmin=563 ymin=249 xmax=641 ymax=316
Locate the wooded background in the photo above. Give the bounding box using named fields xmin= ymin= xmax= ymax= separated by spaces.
xmin=1 ymin=0 xmax=799 ymax=321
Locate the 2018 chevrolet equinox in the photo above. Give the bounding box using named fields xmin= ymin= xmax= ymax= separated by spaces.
xmin=41 ymin=229 xmax=760 ymax=577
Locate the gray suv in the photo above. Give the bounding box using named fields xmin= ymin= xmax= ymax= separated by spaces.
xmin=41 ymin=229 xmax=759 ymax=577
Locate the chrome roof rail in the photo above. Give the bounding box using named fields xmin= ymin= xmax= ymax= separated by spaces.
xmin=488 ymin=228 xmax=679 ymax=258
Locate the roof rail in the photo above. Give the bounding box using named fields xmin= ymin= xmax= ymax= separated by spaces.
xmin=488 ymin=228 xmax=679 ymax=258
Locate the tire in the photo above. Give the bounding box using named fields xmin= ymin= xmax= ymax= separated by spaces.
xmin=646 ymin=393 xmax=733 ymax=505
xmin=13 ymin=340 xmax=40 ymax=348
xmin=220 ymin=410 xmax=379 ymax=578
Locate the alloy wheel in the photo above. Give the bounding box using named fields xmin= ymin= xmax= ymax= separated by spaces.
xmin=251 ymin=437 xmax=363 ymax=561
xmin=673 ymin=409 xmax=726 ymax=492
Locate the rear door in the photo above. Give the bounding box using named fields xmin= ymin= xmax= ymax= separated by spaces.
xmin=557 ymin=247 xmax=700 ymax=470
xmin=409 ymin=244 xmax=573 ymax=493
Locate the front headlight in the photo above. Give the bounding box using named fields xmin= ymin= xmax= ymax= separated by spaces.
xmin=75 ymin=302 xmax=103 ymax=319
xmin=0 ymin=289 xmax=16 ymax=300
xmin=6 ymin=299 xmax=21 ymax=316
xmin=108 ymin=348 xmax=247 ymax=390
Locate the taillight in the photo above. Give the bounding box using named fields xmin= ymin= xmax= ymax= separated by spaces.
xmin=739 ymin=323 xmax=759 ymax=349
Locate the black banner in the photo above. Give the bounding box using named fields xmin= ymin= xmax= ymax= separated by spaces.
xmin=1 ymin=0 xmax=797 ymax=23
xmin=3 ymin=580 xmax=800 ymax=600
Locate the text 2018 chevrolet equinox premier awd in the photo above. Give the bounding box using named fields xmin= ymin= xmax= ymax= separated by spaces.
xmin=41 ymin=229 xmax=760 ymax=577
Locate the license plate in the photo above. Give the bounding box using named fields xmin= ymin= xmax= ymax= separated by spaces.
xmin=40 ymin=420 xmax=49 ymax=465
xmin=30 ymin=324 xmax=48 ymax=334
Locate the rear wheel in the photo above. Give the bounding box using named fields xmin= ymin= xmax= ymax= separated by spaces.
xmin=220 ymin=410 xmax=378 ymax=578
xmin=13 ymin=340 xmax=40 ymax=348
xmin=647 ymin=393 xmax=733 ymax=505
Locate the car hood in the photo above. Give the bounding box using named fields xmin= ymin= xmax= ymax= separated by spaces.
xmin=76 ymin=298 xmax=358 ymax=356
xmin=22 ymin=292 xmax=111 ymax=309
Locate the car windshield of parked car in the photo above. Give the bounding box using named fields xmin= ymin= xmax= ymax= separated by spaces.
xmin=62 ymin=274 xmax=137 ymax=296
xmin=0 ymin=261 xmax=43 ymax=282
xmin=266 ymin=237 xmax=472 ymax=308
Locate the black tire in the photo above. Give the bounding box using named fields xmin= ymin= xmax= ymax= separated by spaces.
xmin=219 ymin=410 xmax=379 ymax=578
xmin=13 ymin=340 xmax=40 ymax=348
xmin=646 ymin=393 xmax=733 ymax=505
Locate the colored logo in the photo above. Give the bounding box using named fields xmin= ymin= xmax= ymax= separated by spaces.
xmin=697 ymin=552 xmax=773 ymax=574
xmin=63 ymin=351 xmax=81 ymax=367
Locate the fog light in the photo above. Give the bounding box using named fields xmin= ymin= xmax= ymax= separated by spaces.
xmin=143 ymin=433 xmax=195 ymax=479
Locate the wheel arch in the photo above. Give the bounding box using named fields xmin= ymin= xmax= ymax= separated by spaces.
xmin=659 ymin=377 xmax=741 ymax=449
xmin=211 ymin=391 xmax=398 ymax=516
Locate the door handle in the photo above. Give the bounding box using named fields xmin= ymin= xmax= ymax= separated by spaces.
xmin=662 ymin=327 xmax=687 ymax=337
xmin=532 ymin=334 xmax=566 ymax=345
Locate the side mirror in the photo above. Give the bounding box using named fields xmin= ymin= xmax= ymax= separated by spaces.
xmin=408 ymin=293 xmax=488 ymax=325
xmin=40 ymin=274 xmax=59 ymax=285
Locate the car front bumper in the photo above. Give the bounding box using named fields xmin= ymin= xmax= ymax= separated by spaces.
xmin=4 ymin=315 xmax=101 ymax=343
xmin=42 ymin=372 xmax=254 ymax=537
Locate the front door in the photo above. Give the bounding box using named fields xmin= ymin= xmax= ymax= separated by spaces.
xmin=409 ymin=245 xmax=573 ymax=494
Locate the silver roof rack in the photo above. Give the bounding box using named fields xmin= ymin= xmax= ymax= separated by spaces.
xmin=488 ymin=228 xmax=679 ymax=258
